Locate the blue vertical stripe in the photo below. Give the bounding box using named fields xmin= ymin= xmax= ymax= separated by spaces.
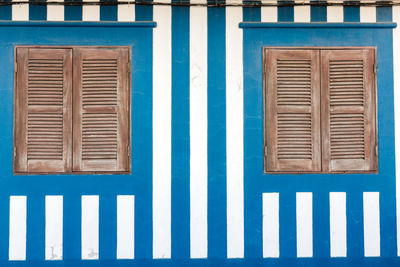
xmin=311 ymin=4 xmax=327 ymax=22
xmin=26 ymin=195 xmax=45 ymax=260
xmin=63 ymin=194 xmax=81 ymax=260
xmin=313 ymin=192 xmax=330 ymax=258
xmin=377 ymin=7 xmax=392 ymax=22
xmin=29 ymin=1 xmax=46 ymax=20
xmin=243 ymin=1 xmax=260 ymax=21
xmin=0 ymin=2 xmax=11 ymax=20
xmin=343 ymin=5 xmax=360 ymax=22
xmin=99 ymin=194 xmax=117 ymax=260
xmin=0 ymin=196 xmax=8 ymax=260
xmin=171 ymin=2 xmax=190 ymax=259
xmin=135 ymin=0 xmax=153 ymax=21
xmin=100 ymin=0 xmax=117 ymax=21
xmin=207 ymin=4 xmax=227 ymax=259
xmin=278 ymin=1 xmax=294 ymax=22
xmin=243 ymin=6 xmax=263 ymax=259
xmin=280 ymin=193 xmax=297 ymax=258
xmin=132 ymin=26 xmax=153 ymax=259
xmin=64 ymin=0 xmax=82 ymax=21
xmin=347 ymin=192 xmax=363 ymax=257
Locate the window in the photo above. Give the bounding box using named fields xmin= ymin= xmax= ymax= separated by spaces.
xmin=14 ymin=46 xmax=131 ymax=174
xmin=263 ymin=48 xmax=377 ymax=173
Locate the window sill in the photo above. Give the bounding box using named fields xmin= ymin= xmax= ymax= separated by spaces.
xmin=239 ymin=22 xmax=397 ymax=29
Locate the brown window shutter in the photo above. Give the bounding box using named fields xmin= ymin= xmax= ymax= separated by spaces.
xmin=72 ymin=48 xmax=130 ymax=172
xmin=264 ymin=49 xmax=321 ymax=172
xmin=321 ymin=49 xmax=377 ymax=172
xmin=14 ymin=48 xmax=73 ymax=173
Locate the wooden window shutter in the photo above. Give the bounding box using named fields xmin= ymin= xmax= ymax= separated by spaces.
xmin=14 ymin=48 xmax=73 ymax=173
xmin=72 ymin=48 xmax=130 ymax=172
xmin=321 ymin=49 xmax=377 ymax=172
xmin=264 ymin=49 xmax=321 ymax=172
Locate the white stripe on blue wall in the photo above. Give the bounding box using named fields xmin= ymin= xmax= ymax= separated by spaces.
xmin=190 ymin=0 xmax=208 ymax=258
xmin=296 ymin=192 xmax=313 ymax=258
xmin=81 ymin=195 xmax=99 ymax=260
xmin=263 ymin=193 xmax=279 ymax=258
xmin=327 ymin=6 xmax=344 ymax=22
xmin=360 ymin=7 xmax=376 ymax=22
xmin=12 ymin=0 xmax=29 ymax=21
xmin=294 ymin=0 xmax=310 ymax=22
xmin=261 ymin=0 xmax=277 ymax=22
xmin=153 ymin=0 xmax=172 ymax=259
xmin=117 ymin=195 xmax=135 ymax=259
xmin=47 ymin=0 xmax=64 ymax=21
xmin=82 ymin=0 xmax=100 ymax=21
xmin=363 ymin=192 xmax=380 ymax=257
xmin=329 ymin=192 xmax=347 ymax=258
xmin=9 ymin=196 xmax=26 ymax=261
xmin=45 ymin=196 xmax=63 ymax=260
xmin=117 ymin=0 xmax=135 ymax=21
xmin=226 ymin=1 xmax=244 ymax=259
xmin=394 ymin=5 xmax=400 ymax=257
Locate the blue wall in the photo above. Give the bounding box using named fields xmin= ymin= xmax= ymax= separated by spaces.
xmin=0 ymin=4 xmax=398 ymax=266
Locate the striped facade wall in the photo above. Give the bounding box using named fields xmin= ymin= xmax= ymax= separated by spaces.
xmin=0 ymin=2 xmax=399 ymax=266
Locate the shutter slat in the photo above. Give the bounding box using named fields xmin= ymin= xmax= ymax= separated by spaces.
xmin=321 ymin=49 xmax=377 ymax=172
xmin=264 ymin=49 xmax=321 ymax=172
xmin=73 ymin=48 xmax=130 ymax=172
xmin=14 ymin=48 xmax=72 ymax=173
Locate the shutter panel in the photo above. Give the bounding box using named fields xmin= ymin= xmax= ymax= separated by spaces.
xmin=73 ymin=48 xmax=130 ymax=172
xmin=321 ymin=49 xmax=377 ymax=172
xmin=14 ymin=48 xmax=72 ymax=173
xmin=264 ymin=49 xmax=321 ymax=172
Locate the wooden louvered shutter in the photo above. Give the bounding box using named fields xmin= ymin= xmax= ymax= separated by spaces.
xmin=264 ymin=49 xmax=321 ymax=172
xmin=321 ymin=49 xmax=377 ymax=172
xmin=72 ymin=48 xmax=130 ymax=172
xmin=14 ymin=48 xmax=72 ymax=173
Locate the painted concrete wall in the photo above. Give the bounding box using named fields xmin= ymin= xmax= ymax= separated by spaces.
xmin=0 ymin=2 xmax=398 ymax=266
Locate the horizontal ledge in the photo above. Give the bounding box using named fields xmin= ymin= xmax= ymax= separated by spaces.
xmin=0 ymin=20 xmax=157 ymax=27
xmin=239 ymin=22 xmax=397 ymax=29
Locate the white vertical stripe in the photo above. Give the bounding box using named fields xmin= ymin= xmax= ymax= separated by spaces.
xmin=261 ymin=0 xmax=277 ymax=22
xmin=263 ymin=193 xmax=279 ymax=258
xmin=226 ymin=3 xmax=244 ymax=259
xmin=82 ymin=0 xmax=100 ymax=21
xmin=12 ymin=0 xmax=29 ymax=21
xmin=296 ymin=192 xmax=313 ymax=258
xmin=363 ymin=192 xmax=380 ymax=257
xmin=45 ymin=196 xmax=63 ymax=260
xmin=117 ymin=0 xmax=135 ymax=21
xmin=327 ymin=6 xmax=344 ymax=22
xmin=117 ymin=195 xmax=135 ymax=259
xmin=190 ymin=0 xmax=208 ymax=258
xmin=394 ymin=6 xmax=400 ymax=257
xmin=329 ymin=192 xmax=347 ymax=258
xmin=9 ymin=196 xmax=26 ymax=261
xmin=47 ymin=0 xmax=64 ymax=21
xmin=294 ymin=1 xmax=310 ymax=22
xmin=360 ymin=7 xmax=376 ymax=22
xmin=81 ymin=195 xmax=99 ymax=260
xmin=152 ymin=2 xmax=172 ymax=259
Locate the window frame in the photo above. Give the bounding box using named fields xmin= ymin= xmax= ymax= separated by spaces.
xmin=263 ymin=46 xmax=378 ymax=174
xmin=13 ymin=45 xmax=132 ymax=175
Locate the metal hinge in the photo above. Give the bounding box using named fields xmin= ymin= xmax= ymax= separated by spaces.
xmin=127 ymin=144 xmax=131 ymax=159
xmin=373 ymin=64 xmax=377 ymax=75
xmin=375 ymin=144 xmax=378 ymax=156
xmin=14 ymin=147 xmax=16 ymax=158
xmin=264 ymin=146 xmax=268 ymax=157
xmin=128 ymin=60 xmax=131 ymax=76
